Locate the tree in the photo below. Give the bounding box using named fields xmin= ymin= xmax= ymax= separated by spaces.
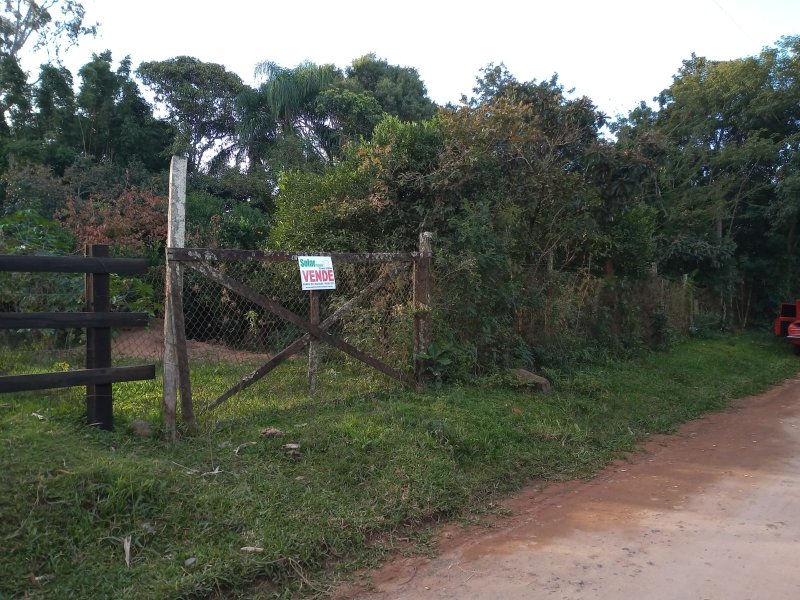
xmin=239 ymin=60 xmax=339 ymax=168
xmin=346 ymin=54 xmax=437 ymax=121
xmin=624 ymin=37 xmax=800 ymax=325
xmin=0 ymin=53 xmax=38 ymax=177
xmin=78 ymin=51 xmax=172 ymax=168
xmin=254 ymin=60 xmax=337 ymax=133
xmin=30 ymin=62 xmax=76 ymax=171
xmin=271 ymin=66 xmax=615 ymax=367
xmin=313 ymin=86 xmax=384 ymax=154
xmin=0 ymin=52 xmax=31 ymax=135
xmin=238 ymin=56 xmax=435 ymax=177
xmin=269 ymin=153 xmax=373 ymax=251
xmin=433 ymin=93 xmax=602 ymax=274
xmin=137 ymin=56 xmax=246 ymax=172
xmin=0 ymin=0 xmax=97 ymax=62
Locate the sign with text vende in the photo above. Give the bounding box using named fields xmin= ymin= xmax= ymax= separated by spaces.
xmin=297 ymin=256 xmax=336 ymax=290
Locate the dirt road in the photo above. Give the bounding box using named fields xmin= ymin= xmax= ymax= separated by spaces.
xmin=343 ymin=379 xmax=800 ymax=599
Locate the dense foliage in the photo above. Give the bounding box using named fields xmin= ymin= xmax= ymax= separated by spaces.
xmin=1 ymin=2 xmax=799 ymax=374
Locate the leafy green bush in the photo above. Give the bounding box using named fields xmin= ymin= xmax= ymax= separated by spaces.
xmin=186 ymin=191 xmax=271 ymax=250
xmin=110 ymin=275 xmax=160 ymax=316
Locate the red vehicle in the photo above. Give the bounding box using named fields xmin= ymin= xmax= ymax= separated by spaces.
xmin=775 ymin=300 xmax=800 ymax=350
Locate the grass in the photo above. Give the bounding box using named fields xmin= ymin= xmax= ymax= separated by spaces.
xmin=1 ymin=331 xmax=798 ymax=599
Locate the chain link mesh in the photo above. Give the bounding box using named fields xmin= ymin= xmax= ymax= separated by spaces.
xmin=175 ymin=257 xmax=415 ymax=418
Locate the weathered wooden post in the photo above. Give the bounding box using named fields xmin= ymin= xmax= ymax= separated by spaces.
xmin=163 ymin=156 xmax=195 ymax=438
xmin=307 ymin=290 xmax=320 ymax=394
xmin=413 ymin=232 xmax=433 ymax=387
xmin=86 ymin=243 xmax=113 ymax=429
xmin=683 ymin=273 xmax=695 ymax=332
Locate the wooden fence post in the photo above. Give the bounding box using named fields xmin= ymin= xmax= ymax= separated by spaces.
xmin=413 ymin=232 xmax=433 ymax=387
xmin=163 ymin=155 xmax=195 ymax=439
xmin=683 ymin=273 xmax=692 ymax=331
xmin=307 ymin=290 xmax=320 ymax=394
xmin=85 ymin=243 xmax=113 ymax=430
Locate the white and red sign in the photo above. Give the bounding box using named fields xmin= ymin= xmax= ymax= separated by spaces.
xmin=297 ymin=256 xmax=336 ymax=290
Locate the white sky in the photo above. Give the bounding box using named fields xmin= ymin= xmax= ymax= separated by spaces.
xmin=23 ymin=0 xmax=800 ymax=118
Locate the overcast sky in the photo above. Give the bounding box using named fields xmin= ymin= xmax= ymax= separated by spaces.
xmin=24 ymin=0 xmax=800 ymax=118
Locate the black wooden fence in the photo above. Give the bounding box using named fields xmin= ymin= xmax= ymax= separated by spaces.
xmin=0 ymin=244 xmax=155 ymax=429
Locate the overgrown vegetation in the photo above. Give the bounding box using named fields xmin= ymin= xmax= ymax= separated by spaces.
xmin=3 ymin=2 xmax=800 ymax=375
xmin=3 ymin=10 xmax=800 ymax=595
xmin=1 ymin=332 xmax=796 ymax=598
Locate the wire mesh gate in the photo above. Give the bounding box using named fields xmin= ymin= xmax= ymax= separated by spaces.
xmin=165 ymin=241 xmax=431 ymax=419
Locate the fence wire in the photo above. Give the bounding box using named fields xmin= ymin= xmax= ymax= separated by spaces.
xmin=177 ymin=257 xmax=415 ymax=418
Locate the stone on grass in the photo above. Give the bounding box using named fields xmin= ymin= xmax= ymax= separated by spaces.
xmin=130 ymin=419 xmax=153 ymax=437
xmin=508 ymin=368 xmax=552 ymax=394
xmin=260 ymin=427 xmax=284 ymax=438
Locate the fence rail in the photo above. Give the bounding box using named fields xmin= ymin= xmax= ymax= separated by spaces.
xmin=0 ymin=365 xmax=155 ymax=394
xmin=0 ymin=312 xmax=149 ymax=329
xmin=0 ymin=243 xmax=155 ymax=430
xmin=167 ymin=248 xmax=418 ymax=264
xmin=0 ymin=254 xmax=148 ymax=274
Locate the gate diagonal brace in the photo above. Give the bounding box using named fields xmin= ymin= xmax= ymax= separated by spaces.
xmin=204 ymin=263 xmax=408 ymax=410
xmin=183 ymin=261 xmax=415 ymax=409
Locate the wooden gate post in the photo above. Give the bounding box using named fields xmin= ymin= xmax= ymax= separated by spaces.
xmin=164 ymin=155 xmax=195 ymax=439
xmin=85 ymin=243 xmax=113 ymax=429
xmin=307 ymin=290 xmax=320 ymax=394
xmin=413 ymin=232 xmax=433 ymax=386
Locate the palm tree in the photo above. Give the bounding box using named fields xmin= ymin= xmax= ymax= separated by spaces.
xmin=237 ymin=60 xmax=339 ymax=171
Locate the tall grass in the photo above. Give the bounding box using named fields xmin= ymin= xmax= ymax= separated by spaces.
xmin=0 ymin=332 xmax=796 ymax=598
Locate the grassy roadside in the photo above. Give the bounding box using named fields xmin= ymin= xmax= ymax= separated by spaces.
xmin=1 ymin=332 xmax=797 ymax=599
